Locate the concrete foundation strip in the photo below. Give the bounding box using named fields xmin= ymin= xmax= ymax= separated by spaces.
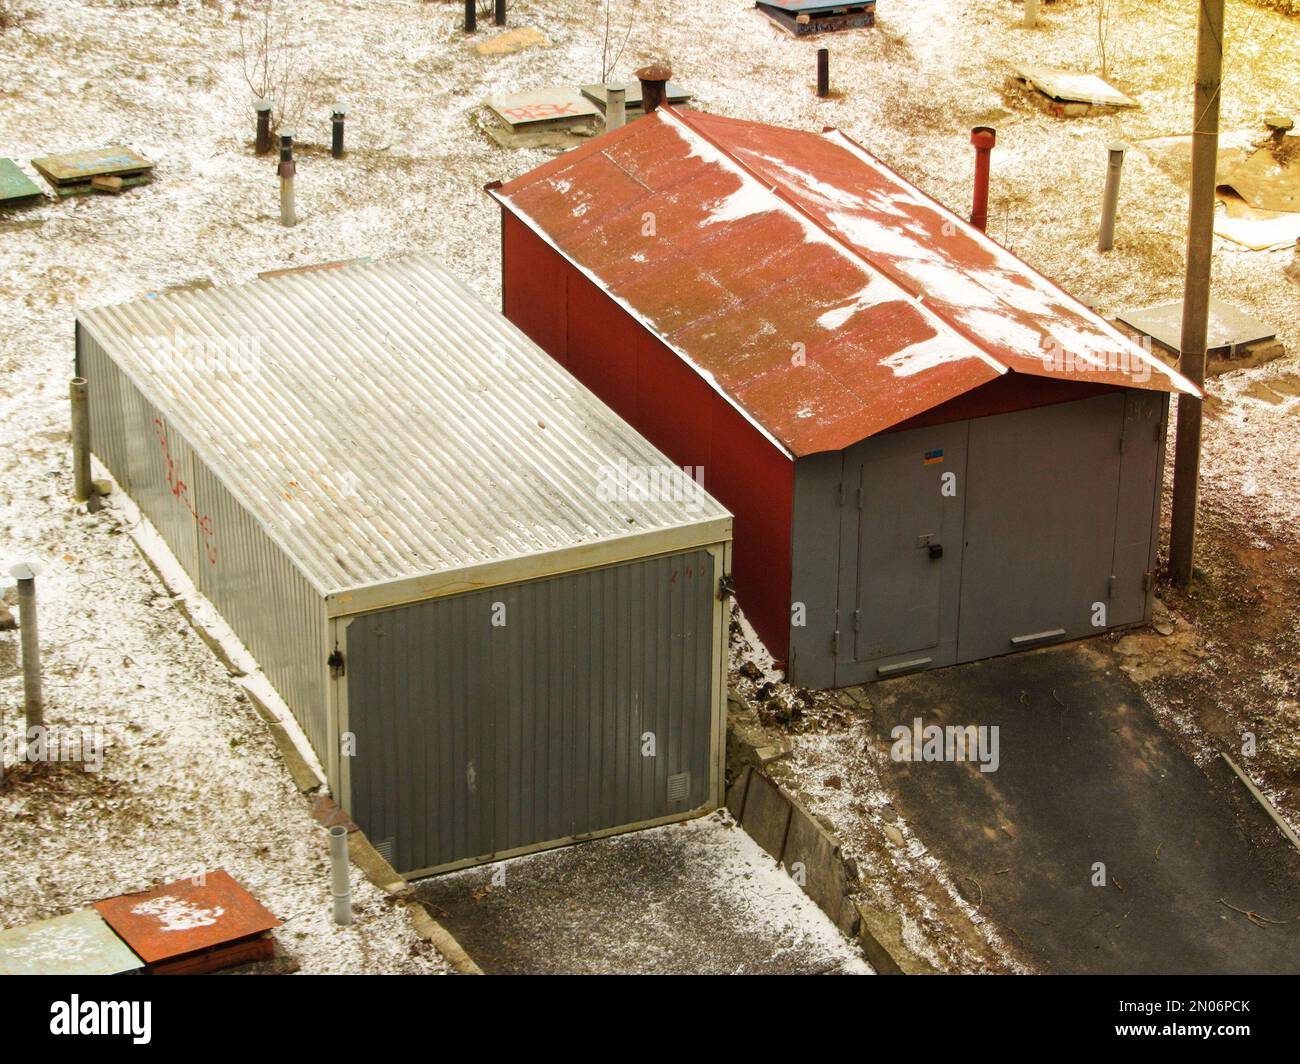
xmin=725 ymin=763 xmax=939 ymax=975
xmin=1221 ymin=753 xmax=1300 ymax=854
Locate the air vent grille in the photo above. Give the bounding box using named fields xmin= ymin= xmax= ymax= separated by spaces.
xmin=667 ymin=772 xmax=691 ymax=803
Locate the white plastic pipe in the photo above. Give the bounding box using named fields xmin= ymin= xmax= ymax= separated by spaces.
xmin=329 ymin=825 xmax=352 ymax=925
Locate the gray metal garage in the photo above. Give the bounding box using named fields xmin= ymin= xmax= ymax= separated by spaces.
xmin=75 ymin=255 xmax=732 ymax=876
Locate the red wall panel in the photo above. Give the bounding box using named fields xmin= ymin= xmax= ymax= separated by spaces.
xmin=501 ymin=210 xmax=796 ymax=666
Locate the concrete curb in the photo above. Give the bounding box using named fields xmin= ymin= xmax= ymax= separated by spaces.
xmin=346 ymin=833 xmax=484 ymax=975
xmin=726 ymin=690 xmax=939 ymax=975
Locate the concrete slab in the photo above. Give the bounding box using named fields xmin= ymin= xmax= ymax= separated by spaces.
xmin=1013 ymin=65 xmax=1137 ymax=108
xmin=1118 ymin=297 xmax=1278 ymax=354
xmin=863 ymin=643 xmax=1300 ymax=974
xmin=579 ymin=81 xmax=692 ymax=113
xmin=486 ymin=86 xmax=599 ymax=131
xmin=0 ymin=909 xmax=142 ymax=975
xmin=414 ymin=812 xmax=870 ymax=974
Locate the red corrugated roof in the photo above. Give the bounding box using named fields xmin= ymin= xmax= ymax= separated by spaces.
xmin=494 ymin=107 xmax=1195 ymax=457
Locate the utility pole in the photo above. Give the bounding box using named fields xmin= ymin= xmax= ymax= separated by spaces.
xmin=1169 ymin=0 xmax=1224 ymax=586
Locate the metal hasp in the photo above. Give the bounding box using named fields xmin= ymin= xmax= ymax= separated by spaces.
xmin=331 ymin=104 xmax=347 ymax=159
xmin=0 ymin=910 xmax=142 ymax=976
xmin=10 ymin=562 xmax=43 ymax=753
xmin=817 ymin=47 xmax=830 ymax=98
xmin=254 ymin=97 xmax=273 ymax=155
xmin=491 ymin=107 xmax=1197 ymax=687
xmin=635 ymin=63 xmax=673 ymax=115
xmin=70 ymin=377 xmax=91 ymax=502
xmin=969 ymin=126 xmax=996 ymax=232
xmin=756 ymin=0 xmax=876 ymax=36
xmin=93 ymin=869 xmax=281 ymax=974
xmin=74 ymin=255 xmax=732 ymax=876
xmin=1098 ymin=141 xmax=1126 ymax=252
xmin=1169 ymin=0 xmax=1224 ymax=586
xmin=278 ymin=128 xmax=296 ymax=227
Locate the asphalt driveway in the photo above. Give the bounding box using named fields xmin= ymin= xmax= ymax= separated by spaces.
xmin=867 ymin=641 xmax=1300 ymax=973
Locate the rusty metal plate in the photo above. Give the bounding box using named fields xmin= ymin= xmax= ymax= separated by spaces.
xmin=495 ymin=108 xmax=1193 ymax=457
xmin=0 ymin=158 xmax=44 ymax=206
xmin=93 ymin=869 xmax=280 ymax=964
xmin=486 ymin=86 xmax=599 ymax=130
xmin=31 ymin=145 xmax=154 ymax=186
xmin=0 ymin=909 xmax=143 ymax=975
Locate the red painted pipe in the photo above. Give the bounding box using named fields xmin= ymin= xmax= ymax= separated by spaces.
xmin=969 ymin=126 xmax=996 ymax=232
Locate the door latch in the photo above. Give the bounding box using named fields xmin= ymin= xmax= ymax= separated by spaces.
xmin=928 ymin=544 xmax=943 ymax=560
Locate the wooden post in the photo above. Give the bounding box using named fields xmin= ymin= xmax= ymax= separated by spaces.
xmin=1169 ymin=0 xmax=1224 ymax=586
xmin=494 ymin=0 xmax=505 ymax=26
xmin=464 ymin=0 xmax=476 ymax=32
xmin=817 ymin=48 xmax=829 ymax=98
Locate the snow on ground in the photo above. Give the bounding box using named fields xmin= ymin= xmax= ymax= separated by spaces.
xmin=419 ymin=810 xmax=872 ymax=974
xmin=1 ymin=0 xmax=1297 ymax=973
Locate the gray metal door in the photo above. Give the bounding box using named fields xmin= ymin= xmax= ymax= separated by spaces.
xmin=834 ymin=421 xmax=969 ymax=685
xmin=346 ymin=550 xmax=717 ymax=875
xmin=1108 ymin=390 xmax=1167 ymax=627
xmin=957 ymin=393 xmax=1126 ymax=662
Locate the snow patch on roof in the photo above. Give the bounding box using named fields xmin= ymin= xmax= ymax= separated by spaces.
xmin=880 ymin=332 xmax=980 ymax=378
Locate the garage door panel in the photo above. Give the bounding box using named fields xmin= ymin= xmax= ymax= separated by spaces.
xmin=347 ymin=550 xmax=717 ymax=874
xmin=958 ymin=394 xmax=1125 ymax=662
xmin=833 ymin=421 xmax=968 ymax=685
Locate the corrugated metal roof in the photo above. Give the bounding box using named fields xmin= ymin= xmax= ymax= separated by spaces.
xmin=493 ymin=108 xmax=1197 ymax=458
xmin=78 ymin=256 xmax=729 ymax=596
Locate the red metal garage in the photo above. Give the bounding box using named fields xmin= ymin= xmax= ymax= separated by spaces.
xmin=489 ymin=107 xmax=1197 ymax=687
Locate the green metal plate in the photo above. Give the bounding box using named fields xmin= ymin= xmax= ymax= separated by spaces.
xmin=0 ymin=158 xmax=44 ymax=205
xmin=31 ymin=145 xmax=153 ymax=186
xmin=0 ymin=909 xmax=143 ymax=975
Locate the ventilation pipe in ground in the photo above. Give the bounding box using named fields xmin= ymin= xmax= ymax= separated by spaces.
xmin=969 ymin=126 xmax=996 ymax=232
xmin=329 ymin=825 xmax=352 ymax=925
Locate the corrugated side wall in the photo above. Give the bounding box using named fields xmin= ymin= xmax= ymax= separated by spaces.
xmin=346 ymin=549 xmax=719 ymax=875
xmin=78 ymin=327 xmax=331 ymax=765
xmin=502 ymin=212 xmax=796 ymax=665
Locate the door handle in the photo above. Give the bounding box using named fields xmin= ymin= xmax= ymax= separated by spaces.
xmin=928 ymin=544 xmax=943 ymax=560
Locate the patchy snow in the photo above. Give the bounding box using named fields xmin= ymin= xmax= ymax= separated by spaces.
xmin=0 ymin=0 xmax=1296 ymax=975
xmin=130 ymin=894 xmax=224 ymax=933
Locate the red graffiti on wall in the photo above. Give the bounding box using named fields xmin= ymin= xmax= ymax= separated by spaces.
xmin=154 ymin=418 xmax=218 ymax=565
xmin=500 ymin=102 xmax=581 ymax=122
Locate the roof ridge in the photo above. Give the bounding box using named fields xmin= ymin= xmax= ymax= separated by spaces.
xmin=660 ymin=108 xmax=1009 ymax=378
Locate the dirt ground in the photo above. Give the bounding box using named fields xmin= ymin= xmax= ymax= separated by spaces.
xmin=2 ymin=0 xmax=1297 ymax=973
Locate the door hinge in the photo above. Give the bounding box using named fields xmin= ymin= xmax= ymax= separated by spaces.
xmin=830 ymin=629 xmax=840 ymax=656
xmin=717 ymin=573 xmax=735 ymax=600
xmin=838 ymin=482 xmax=846 ymax=506
xmin=852 ymin=608 xmax=861 ymax=633
xmin=1108 ymin=574 xmax=1116 ymax=599
xmin=856 ymin=486 xmax=863 ymax=509
xmin=1142 ymin=569 xmax=1155 ymax=591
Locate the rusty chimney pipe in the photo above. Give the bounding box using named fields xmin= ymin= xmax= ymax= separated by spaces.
xmin=635 ymin=64 xmax=672 ymax=114
xmin=969 ymin=126 xmax=996 ymax=232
